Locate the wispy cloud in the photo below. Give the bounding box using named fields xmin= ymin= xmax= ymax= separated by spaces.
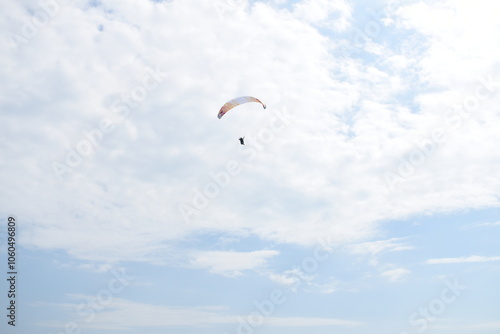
xmin=266 ymin=316 xmax=361 ymax=327
xmin=268 ymin=269 xmax=304 ymax=287
xmin=39 ymin=298 xmax=235 ymax=330
xmin=308 ymin=278 xmax=341 ymax=294
xmin=39 ymin=296 xmax=361 ymax=330
xmin=348 ymin=238 xmax=413 ymax=256
xmin=477 ymin=221 xmax=500 ymax=227
xmin=472 ymin=321 xmax=500 ymax=329
xmin=347 ymin=238 xmax=413 ymax=267
xmin=462 ymin=221 xmax=500 ymax=229
xmin=267 ymin=268 xmax=315 ymax=291
xmin=380 ymin=267 xmax=410 ymax=282
xmin=77 ymin=263 xmax=114 ymax=272
xmin=426 ymin=255 xmax=500 ymax=264
xmin=189 ymin=250 xmax=279 ymax=277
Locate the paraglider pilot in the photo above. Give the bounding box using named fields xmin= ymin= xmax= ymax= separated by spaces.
xmin=239 ymin=137 xmax=245 ymax=145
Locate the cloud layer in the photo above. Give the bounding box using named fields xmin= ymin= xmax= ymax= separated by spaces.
xmin=1 ymin=0 xmax=500 ymax=265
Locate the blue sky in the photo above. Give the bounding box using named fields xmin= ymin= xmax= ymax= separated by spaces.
xmin=1 ymin=0 xmax=500 ymax=333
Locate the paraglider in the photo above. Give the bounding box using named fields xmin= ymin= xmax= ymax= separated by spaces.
xmin=217 ymin=96 xmax=266 ymax=119
xmin=217 ymin=96 xmax=266 ymax=144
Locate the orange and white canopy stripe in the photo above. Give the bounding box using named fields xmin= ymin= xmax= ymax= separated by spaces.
xmin=217 ymin=96 xmax=266 ymax=119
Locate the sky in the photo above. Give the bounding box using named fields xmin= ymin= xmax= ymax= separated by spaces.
xmin=1 ymin=0 xmax=500 ymax=333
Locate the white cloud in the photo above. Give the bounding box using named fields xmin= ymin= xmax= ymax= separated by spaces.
xmin=39 ymin=296 xmax=361 ymax=330
xmin=380 ymin=267 xmax=410 ymax=282
xmin=394 ymin=0 xmax=500 ymax=88
xmin=348 ymin=238 xmax=413 ymax=256
xmin=477 ymin=221 xmax=500 ymax=227
xmin=472 ymin=321 xmax=500 ymax=329
xmin=39 ymin=297 xmax=235 ymax=329
xmin=268 ymin=270 xmax=302 ymax=287
xmin=464 ymin=221 xmax=500 ymax=229
xmin=1 ymin=0 xmax=499 ymax=266
xmin=309 ymin=278 xmax=340 ymax=294
xmin=189 ymin=250 xmax=279 ymax=277
xmin=267 ymin=268 xmax=315 ymax=291
xmin=76 ymin=263 xmax=114 ymax=272
xmin=346 ymin=238 xmax=413 ymax=268
xmin=293 ymin=0 xmax=352 ymax=31
xmin=426 ymin=255 xmax=500 ymax=264
xmin=266 ymin=316 xmax=361 ymax=327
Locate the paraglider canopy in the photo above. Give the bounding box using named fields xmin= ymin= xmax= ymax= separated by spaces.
xmin=217 ymin=96 xmax=266 ymax=119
